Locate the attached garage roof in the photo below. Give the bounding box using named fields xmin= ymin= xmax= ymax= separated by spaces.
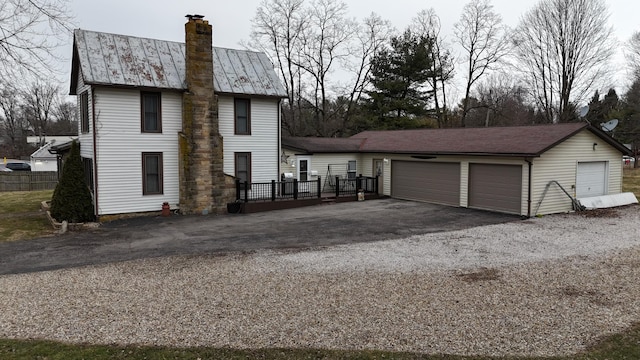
xmin=284 ymin=123 xmax=630 ymax=157
xmin=70 ymin=29 xmax=287 ymax=98
xmin=282 ymin=137 xmax=366 ymax=154
xmin=351 ymin=123 xmax=631 ymax=157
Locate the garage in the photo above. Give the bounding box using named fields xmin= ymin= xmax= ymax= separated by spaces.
xmin=468 ymin=164 xmax=522 ymax=214
xmin=391 ymin=161 xmax=460 ymax=205
xmin=576 ymin=161 xmax=607 ymax=198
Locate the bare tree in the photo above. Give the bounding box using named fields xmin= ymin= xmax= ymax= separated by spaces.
xmin=0 ymin=85 xmax=30 ymax=156
xmin=335 ymin=12 xmax=393 ymax=136
xmin=248 ymin=0 xmax=307 ymax=136
xmin=50 ymin=100 xmax=78 ymax=135
xmin=0 ymin=0 xmax=73 ymax=81
xmin=412 ymin=9 xmax=455 ymax=128
xmin=471 ymin=74 xmax=538 ymax=127
xmin=625 ymin=31 xmax=640 ymax=78
xmin=454 ymin=0 xmax=510 ymax=128
xmin=295 ymin=0 xmax=355 ymax=136
xmin=514 ymin=0 xmax=614 ymax=123
xmin=22 ymin=82 xmax=59 ymax=146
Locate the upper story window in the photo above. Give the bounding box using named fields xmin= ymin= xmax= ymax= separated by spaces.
xmin=234 ymin=98 xmax=251 ymax=135
xmin=80 ymin=91 xmax=89 ymax=133
xmin=141 ymin=92 xmax=161 ymax=133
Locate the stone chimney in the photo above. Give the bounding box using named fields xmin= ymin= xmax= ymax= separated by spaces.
xmin=179 ymin=15 xmax=230 ymax=215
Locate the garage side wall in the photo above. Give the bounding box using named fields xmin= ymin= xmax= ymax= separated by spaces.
xmin=533 ymin=130 xmax=623 ymax=215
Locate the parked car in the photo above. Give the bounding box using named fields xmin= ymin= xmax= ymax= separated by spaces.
xmin=5 ymin=162 xmax=31 ymax=171
xmin=623 ymin=156 xmax=635 ymax=165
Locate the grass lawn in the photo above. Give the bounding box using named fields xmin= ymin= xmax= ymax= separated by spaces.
xmin=623 ymin=167 xmax=640 ymax=198
xmin=0 ymin=189 xmax=54 ymax=241
xmin=0 ymin=322 xmax=640 ymax=359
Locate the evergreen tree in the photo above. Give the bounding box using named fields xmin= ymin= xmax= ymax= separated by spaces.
xmin=365 ymin=29 xmax=436 ymax=129
xmin=50 ymin=141 xmax=95 ymax=223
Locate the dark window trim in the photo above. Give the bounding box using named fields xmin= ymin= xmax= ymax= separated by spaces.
xmin=141 ymin=91 xmax=162 ymax=133
xmin=235 ymin=152 xmax=251 ymax=189
xmin=234 ymin=98 xmax=251 ymax=135
xmin=80 ymin=91 xmax=89 ymax=133
xmin=142 ymin=152 xmax=163 ymax=195
xmin=82 ymin=157 xmax=94 ymax=193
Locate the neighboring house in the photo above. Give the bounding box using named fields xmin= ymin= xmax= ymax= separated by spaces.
xmin=27 ymin=136 xmax=76 ymax=146
xmin=30 ymin=141 xmax=64 ymax=172
xmin=282 ymin=123 xmax=631 ymax=216
xmin=69 ymin=16 xmax=286 ymax=217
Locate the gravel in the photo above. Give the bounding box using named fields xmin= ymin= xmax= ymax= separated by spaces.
xmin=1 ymin=205 xmax=639 ymax=357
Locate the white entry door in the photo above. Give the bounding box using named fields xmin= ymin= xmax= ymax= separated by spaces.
xmin=576 ymin=161 xmax=607 ymax=198
xmin=297 ymin=156 xmax=311 ymax=193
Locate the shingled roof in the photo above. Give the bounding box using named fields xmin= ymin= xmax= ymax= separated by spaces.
xmin=284 ymin=123 xmax=630 ymax=157
xmin=282 ymin=137 xmax=365 ymax=154
xmin=70 ymin=29 xmax=287 ymax=98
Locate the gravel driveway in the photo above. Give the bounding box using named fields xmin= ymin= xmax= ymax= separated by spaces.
xmin=1 ymin=205 xmax=639 ymax=357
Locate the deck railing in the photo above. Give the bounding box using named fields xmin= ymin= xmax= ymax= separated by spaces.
xmin=236 ymin=175 xmax=378 ymax=203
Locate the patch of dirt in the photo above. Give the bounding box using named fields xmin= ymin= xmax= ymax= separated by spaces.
xmin=579 ymin=208 xmax=619 ymax=218
xmin=561 ymin=286 xmax=613 ymax=307
xmin=456 ymin=268 xmax=501 ymax=282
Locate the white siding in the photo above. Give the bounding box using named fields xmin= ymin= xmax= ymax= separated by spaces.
xmin=75 ymin=70 xmax=93 ymax=159
xmin=219 ymin=96 xmax=280 ymax=182
xmin=532 ymin=130 xmax=622 ymax=215
xmin=279 ymin=151 xmax=363 ymax=192
xmin=93 ymin=88 xmax=182 ymax=215
xmin=281 ymin=148 xmax=297 ymax=176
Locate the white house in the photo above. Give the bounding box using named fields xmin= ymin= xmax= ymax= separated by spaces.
xmin=282 ymin=123 xmax=632 ymax=217
xmin=69 ymin=16 xmax=286 ymax=217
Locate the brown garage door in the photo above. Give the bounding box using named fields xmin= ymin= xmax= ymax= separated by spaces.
xmin=391 ymin=161 xmax=460 ymax=206
xmin=468 ymin=164 xmax=522 ymax=214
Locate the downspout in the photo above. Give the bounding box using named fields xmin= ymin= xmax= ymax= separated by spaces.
xmin=277 ymin=98 xmax=281 ymax=179
xmin=525 ymin=158 xmax=532 ymax=218
xmin=91 ymin=89 xmax=99 ymax=218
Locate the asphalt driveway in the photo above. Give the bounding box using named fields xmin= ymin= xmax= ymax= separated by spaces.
xmin=0 ymin=198 xmax=518 ymax=275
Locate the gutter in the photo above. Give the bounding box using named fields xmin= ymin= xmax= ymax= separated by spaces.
xmin=277 ymin=98 xmax=281 ymax=178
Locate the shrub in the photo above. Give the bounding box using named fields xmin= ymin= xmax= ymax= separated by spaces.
xmin=50 ymin=141 xmax=95 ymax=223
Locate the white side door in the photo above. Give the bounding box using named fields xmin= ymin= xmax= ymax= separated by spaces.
xmin=576 ymin=161 xmax=607 ymax=198
xmin=297 ymin=156 xmax=311 ymax=193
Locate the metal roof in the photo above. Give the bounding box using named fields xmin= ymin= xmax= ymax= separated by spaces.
xmin=70 ymin=29 xmax=287 ymax=98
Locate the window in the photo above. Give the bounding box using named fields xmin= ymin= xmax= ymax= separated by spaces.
xmin=80 ymin=91 xmax=89 ymax=133
xmin=141 ymin=92 xmax=161 ymax=132
xmin=142 ymin=152 xmax=163 ymax=195
xmin=234 ymin=98 xmax=250 ymax=135
xmin=235 ymin=152 xmax=251 ymax=189
xmin=82 ymin=157 xmax=94 ymax=192
xmin=347 ymin=160 xmax=357 ymax=179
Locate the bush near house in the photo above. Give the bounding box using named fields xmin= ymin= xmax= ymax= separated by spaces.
xmin=49 ymin=141 xmax=95 ymax=223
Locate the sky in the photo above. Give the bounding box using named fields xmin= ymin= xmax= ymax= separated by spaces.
xmin=60 ymin=0 xmax=640 ymax=98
